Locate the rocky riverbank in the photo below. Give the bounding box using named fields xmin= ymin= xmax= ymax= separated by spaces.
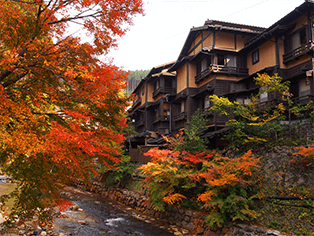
xmin=72 ymin=179 xmax=290 ymax=236
xmin=2 ymin=186 xmax=176 ymax=236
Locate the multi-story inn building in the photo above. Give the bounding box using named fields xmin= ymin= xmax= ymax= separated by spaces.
xmin=128 ymin=0 xmax=314 ymax=163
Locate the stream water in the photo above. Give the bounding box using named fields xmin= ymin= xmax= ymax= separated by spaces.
xmin=53 ymin=187 xmax=175 ymax=236
xmin=0 ymin=183 xmax=176 ymax=236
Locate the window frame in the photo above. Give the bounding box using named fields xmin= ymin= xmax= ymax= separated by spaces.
xmin=204 ymin=95 xmax=211 ymax=109
xmin=180 ymin=100 xmax=185 ymax=113
xmin=252 ymin=49 xmax=259 ymax=65
xmin=259 ymin=91 xmax=268 ymax=103
xmin=201 ymin=58 xmax=207 ymax=72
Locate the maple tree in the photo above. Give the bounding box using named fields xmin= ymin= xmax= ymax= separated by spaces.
xmin=0 ymin=0 xmax=143 ymax=227
xmin=139 ymin=112 xmax=261 ymax=229
xmin=139 ymin=147 xmax=261 ymax=229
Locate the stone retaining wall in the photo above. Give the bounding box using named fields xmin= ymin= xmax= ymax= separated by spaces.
xmin=71 ymin=180 xmax=288 ymax=236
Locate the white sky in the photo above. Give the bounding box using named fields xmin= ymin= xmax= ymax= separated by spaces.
xmin=106 ymin=0 xmax=305 ymax=71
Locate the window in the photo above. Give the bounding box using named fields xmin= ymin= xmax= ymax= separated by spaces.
xmin=236 ymin=98 xmax=250 ymax=105
xmin=180 ymin=100 xmax=185 ymax=113
xmin=291 ymin=28 xmax=306 ymax=51
xmin=217 ymin=54 xmax=225 ymax=65
xmin=226 ymin=55 xmax=237 ymax=67
xmin=299 ymin=78 xmax=310 ymax=97
xmin=165 ymin=79 xmax=172 ymax=88
xmin=252 ymin=49 xmax=259 ymax=64
xmin=201 ymin=58 xmax=207 ymax=72
xmin=142 ymin=86 xmax=145 ymax=95
xmin=259 ymin=91 xmax=268 ymax=103
xmin=204 ymin=96 xmax=210 ymax=109
xmin=154 ymin=80 xmax=160 ymax=90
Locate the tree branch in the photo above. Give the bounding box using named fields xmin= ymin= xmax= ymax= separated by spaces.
xmin=2 ymin=72 xmax=28 ymax=88
xmin=47 ymin=11 xmax=102 ymax=25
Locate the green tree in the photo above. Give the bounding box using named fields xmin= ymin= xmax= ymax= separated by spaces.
xmin=165 ymin=109 xmax=209 ymax=154
xmin=209 ymin=73 xmax=304 ymax=149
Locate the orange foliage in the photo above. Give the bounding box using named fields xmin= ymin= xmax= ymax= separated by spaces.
xmin=0 ymin=0 xmax=143 ymax=227
xmin=292 ymin=144 xmax=314 ymax=166
xmin=162 ymin=193 xmax=187 ymax=205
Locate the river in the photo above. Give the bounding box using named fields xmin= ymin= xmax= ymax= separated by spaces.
xmin=1 ymin=183 xmax=181 ymax=236
xmin=53 ymin=186 xmax=177 ymax=236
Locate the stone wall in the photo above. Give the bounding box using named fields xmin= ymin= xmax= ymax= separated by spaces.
xmin=225 ymin=145 xmax=314 ymax=190
xmin=71 ymin=179 xmax=288 ymax=236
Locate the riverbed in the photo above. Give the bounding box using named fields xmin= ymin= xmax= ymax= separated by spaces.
xmin=53 ymin=186 xmax=178 ymax=236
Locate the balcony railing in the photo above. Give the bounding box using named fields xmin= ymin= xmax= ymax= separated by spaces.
xmin=204 ymin=112 xmax=229 ymax=126
xmin=283 ymin=41 xmax=313 ymax=64
xmin=202 ymin=107 xmax=214 ymax=116
xmin=195 ymin=65 xmax=249 ymax=83
xmin=174 ymin=112 xmax=186 ymax=122
xmin=153 ymin=87 xmax=176 ymax=98
xmin=292 ymin=94 xmax=314 ymax=106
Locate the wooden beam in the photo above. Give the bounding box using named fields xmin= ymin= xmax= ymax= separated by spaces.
xmin=187 ymin=31 xmax=213 ymax=56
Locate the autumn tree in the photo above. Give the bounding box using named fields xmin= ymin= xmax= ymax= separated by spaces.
xmin=209 ymin=73 xmax=308 ymax=149
xmin=0 ymin=0 xmax=143 ymax=228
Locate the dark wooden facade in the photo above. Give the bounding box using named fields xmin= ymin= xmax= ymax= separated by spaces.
xmin=128 ymin=0 xmax=314 ymax=162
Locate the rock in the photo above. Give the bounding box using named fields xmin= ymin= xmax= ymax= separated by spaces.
xmin=173 ymin=232 xmax=183 ymax=236
xmin=185 ymin=210 xmax=192 ymax=216
xmin=267 ymin=229 xmax=281 ymax=235
xmin=78 ymin=220 xmax=87 ymax=224
xmin=40 ymin=231 xmax=47 ymax=236
xmin=0 ymin=213 xmax=5 ymax=224
xmin=70 ymin=204 xmax=80 ymax=211
xmin=195 ymin=225 xmax=204 ymax=234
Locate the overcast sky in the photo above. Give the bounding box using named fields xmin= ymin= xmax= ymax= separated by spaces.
xmin=106 ymin=0 xmax=305 ymax=71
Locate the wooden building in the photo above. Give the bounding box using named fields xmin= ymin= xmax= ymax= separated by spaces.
xmin=128 ymin=0 xmax=314 ymax=163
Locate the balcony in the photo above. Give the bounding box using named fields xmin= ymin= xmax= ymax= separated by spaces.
xmin=153 ymin=87 xmax=176 ymax=98
xmin=255 ymin=99 xmax=280 ymax=110
xmin=195 ymin=65 xmax=249 ymax=83
xmin=174 ymin=112 xmax=187 ymax=122
xmin=202 ymin=108 xmax=214 ymax=116
xmin=205 ymin=112 xmax=229 ymax=126
xmin=292 ymin=94 xmax=314 ymax=106
xmin=283 ymin=41 xmax=313 ymax=64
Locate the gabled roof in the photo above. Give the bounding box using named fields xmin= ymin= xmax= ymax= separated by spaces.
xmin=170 ymin=0 xmax=314 ymax=72
xmin=177 ymin=20 xmax=265 ymax=61
xmin=146 ymin=61 xmax=176 ymax=78
xmin=131 ymin=61 xmax=176 ymax=94
xmin=243 ymin=0 xmax=314 ymax=51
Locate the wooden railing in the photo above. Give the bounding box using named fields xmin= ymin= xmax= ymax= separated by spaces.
xmin=202 ymin=108 xmax=214 ymax=115
xmin=292 ymin=94 xmax=314 ymax=106
xmin=195 ymin=65 xmax=249 ymax=83
xmin=153 ymin=87 xmax=176 ymax=98
xmin=283 ymin=42 xmax=313 ymax=64
xmin=173 ymin=112 xmax=186 ymax=122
